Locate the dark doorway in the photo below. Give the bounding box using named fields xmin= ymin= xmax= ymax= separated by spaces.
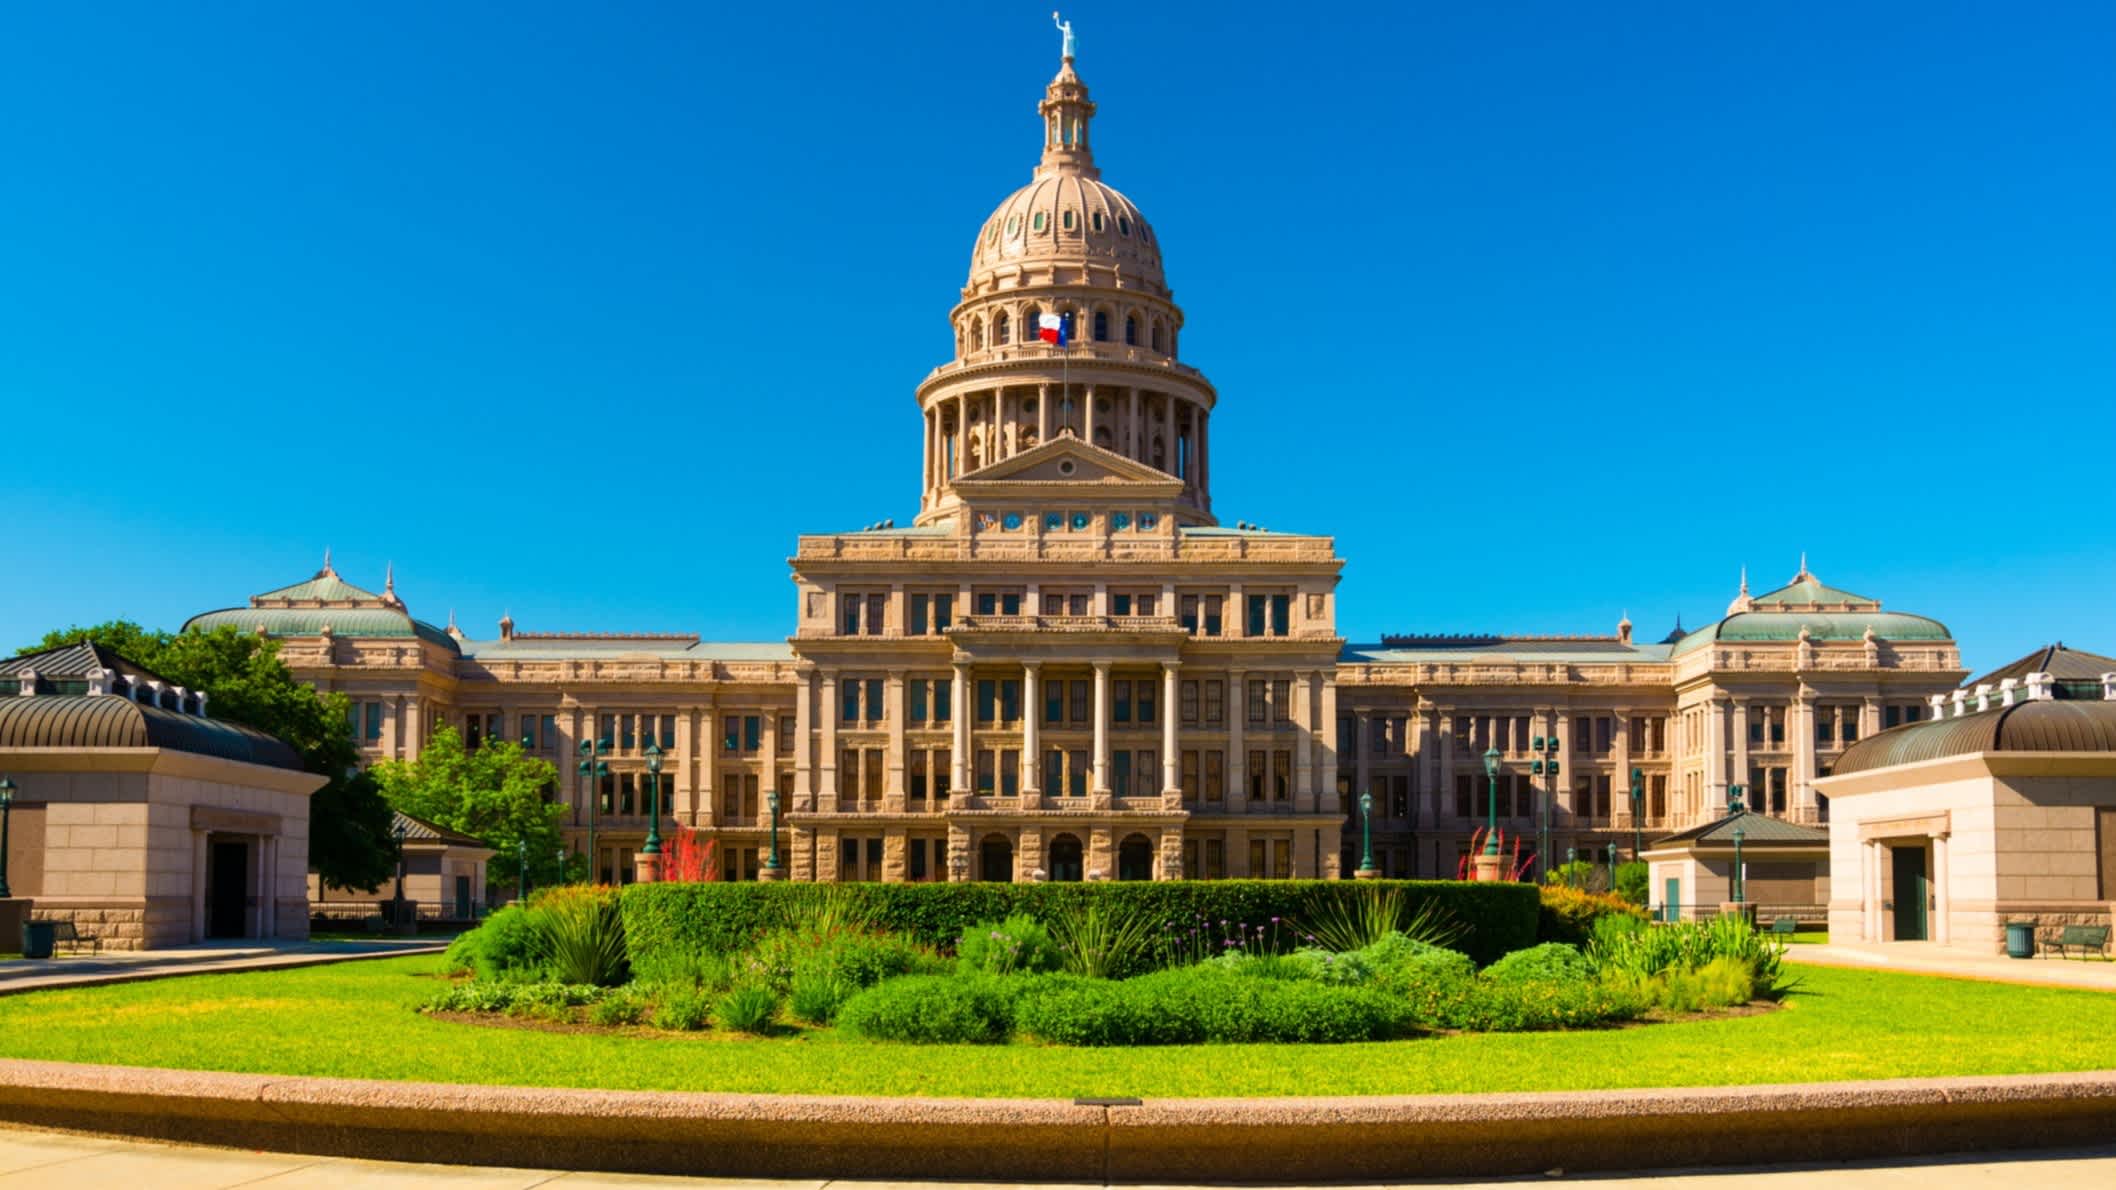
xmin=1891 ymin=844 xmax=1928 ymax=941
xmin=207 ymin=839 xmax=249 ymax=939
xmin=980 ymin=835 xmax=1013 ymax=883
xmin=1117 ymin=835 xmax=1154 ymax=881
xmin=454 ymin=875 xmax=473 ymax=919
xmin=1048 ymin=834 xmax=1084 ymax=881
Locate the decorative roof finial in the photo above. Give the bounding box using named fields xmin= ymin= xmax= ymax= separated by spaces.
xmin=383 ymin=562 xmax=395 ymax=593
xmin=1726 ymin=566 xmax=1754 ymax=616
xmin=1739 ymin=566 xmax=1749 ymax=596
xmin=1797 ymin=551 xmax=1810 ymax=580
xmin=321 ymin=546 xmax=334 ymax=577
xmin=1053 ymin=11 xmax=1076 ymax=61
xmin=1036 ymin=14 xmax=1097 ymax=179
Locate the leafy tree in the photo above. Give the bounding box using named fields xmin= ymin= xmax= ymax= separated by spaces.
xmin=22 ymin=620 xmax=398 ymax=890
xmin=1614 ymin=861 xmax=1650 ymax=907
xmin=369 ymin=725 xmax=566 ymax=893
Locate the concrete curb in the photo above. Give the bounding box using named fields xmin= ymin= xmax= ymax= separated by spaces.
xmin=2 ymin=1059 xmax=2115 ymax=1181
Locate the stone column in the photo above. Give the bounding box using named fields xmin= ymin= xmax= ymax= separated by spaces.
xmin=673 ymin=710 xmax=696 ymax=823
xmin=1704 ymin=696 xmax=1727 ymax=816
xmin=1091 ymin=661 xmax=1112 ymax=795
xmin=818 ymin=673 xmax=839 ymax=812
xmin=760 ymin=706 xmax=779 ymax=826
xmin=951 ymin=661 xmax=972 ymax=794
xmin=699 ymin=695 xmax=717 ymax=826
xmin=1731 ymin=698 xmax=1751 ymax=806
xmin=1196 ymin=409 xmax=1209 ymax=499
xmin=1932 ymin=833 xmax=1950 ymax=945
xmin=793 ymin=670 xmax=814 ymax=810
xmin=1037 ymin=383 xmax=1051 ymax=444
xmin=1127 ymin=387 xmax=1141 ymax=460
xmin=1436 ymin=709 xmax=1455 ymax=824
xmin=1612 ymin=706 xmax=1632 ymax=830
xmin=1162 ymin=394 xmax=1177 ymax=477
xmin=1022 ymin=662 xmax=1043 ymax=802
xmin=1293 ymin=671 xmax=1315 ymax=811
xmin=1792 ymin=685 xmax=1818 ymax=823
xmin=385 ymin=694 xmax=405 ymax=760
xmin=1083 ymin=383 xmax=1097 ymax=444
xmin=1225 ymin=668 xmax=1247 ymax=813
xmin=1863 ymin=839 xmax=1881 ymax=942
xmin=1318 ymin=676 xmax=1340 ymax=813
xmin=885 ymin=669 xmax=907 ymax=808
xmin=1860 ymin=696 xmax=1881 ymax=742
xmin=1161 ymin=661 xmax=1181 ymax=797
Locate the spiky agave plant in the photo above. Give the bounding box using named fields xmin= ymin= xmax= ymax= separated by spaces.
xmin=1298 ymin=887 xmax=1464 ymax=954
xmin=536 ymin=889 xmax=629 ymax=987
xmin=1048 ymin=897 xmax=1158 ymax=979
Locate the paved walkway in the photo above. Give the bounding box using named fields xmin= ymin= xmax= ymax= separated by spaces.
xmin=0 ymin=938 xmax=445 ymax=996
xmin=0 ymin=1126 xmax=2113 ymax=1187
xmin=1790 ymin=941 xmax=2116 ymax=991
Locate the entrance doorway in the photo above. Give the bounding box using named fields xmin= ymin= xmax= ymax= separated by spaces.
xmin=979 ymin=834 xmax=1013 ymax=883
xmin=1117 ymin=835 xmax=1154 ymax=881
xmin=1048 ymin=834 xmax=1084 ymax=881
xmin=207 ymin=838 xmax=250 ymax=939
xmin=1891 ymin=845 xmax=1929 ymax=941
xmin=454 ymin=875 xmax=473 ymax=919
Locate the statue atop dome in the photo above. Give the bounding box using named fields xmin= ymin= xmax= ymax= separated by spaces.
xmin=1053 ymin=12 xmax=1076 ymax=61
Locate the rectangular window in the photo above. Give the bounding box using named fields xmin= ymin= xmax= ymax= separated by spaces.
xmin=864 ymin=747 xmax=883 ymax=798
xmin=1045 ymin=679 xmax=1065 ymax=724
xmin=1044 ymin=749 xmax=1065 ymax=795
xmin=934 ymin=680 xmax=951 ymax=722
xmin=1111 ymin=592 xmax=1132 ymax=616
xmin=1595 ymin=716 xmax=1612 ymax=755
xmin=1000 ymin=749 xmax=1019 ymax=796
xmin=865 ymin=678 xmax=884 ymax=723
xmin=909 ymin=680 xmax=928 ymax=723
xmin=1179 ymin=594 xmax=1198 ymax=633
xmin=975 ymin=592 xmax=996 ymax=615
xmin=1204 ymin=749 xmax=1224 ymax=802
xmin=1455 ymin=773 xmax=1472 ymax=820
xmin=1843 ymin=712 xmax=1861 ymax=744
xmin=934 ymin=594 xmax=953 ymax=631
xmin=1249 ymin=838 xmax=1266 ymax=878
xmin=908 ymin=749 xmax=928 ymax=799
xmin=744 ymin=715 xmax=762 ymax=752
xmin=975 ymin=749 xmax=995 ymax=794
xmin=1112 ymin=754 xmax=1131 ymax=798
xmin=1180 ymin=679 xmax=1199 ymax=725
xmin=842 ymin=683 xmax=862 ymax=723
xmin=1204 ymin=838 xmax=1225 ymax=879
xmin=1136 ymin=749 xmax=1157 ymax=796
xmin=1070 ymin=680 xmax=1089 ymax=724
xmin=1273 ymin=750 xmax=1291 ymax=800
xmin=1272 ymin=679 xmax=1292 ymax=724
xmin=363 ymin=702 xmax=384 ymax=742
xmin=1113 ymin=679 xmax=1132 ymax=724
xmin=1248 ymin=679 xmax=1267 ymax=725
xmin=866 ymin=593 xmax=886 ymax=636
xmin=1817 ymin=712 xmax=1835 ymax=745
xmin=1273 ymin=839 xmax=1291 ymax=879
xmin=540 ymin=713 xmax=556 ymax=750
xmin=1884 ymin=704 xmax=1902 ymax=729
xmin=842 ymin=594 xmax=863 ymax=635
xmin=1248 ymin=749 xmax=1267 ymax=800
xmin=977 ymin=679 xmax=998 ymax=723
xmin=1270 ymin=594 xmax=1290 ymax=636
xmin=722 ymin=715 xmax=739 ymax=752
xmin=1203 ymin=679 xmax=1224 ymax=725
xmin=909 ymin=593 xmax=929 ymax=636
xmin=1247 ymin=594 xmax=1267 ymax=637
xmin=1000 ymin=680 xmax=1020 ymax=723
xmin=1068 ymin=749 xmax=1089 ymax=797
xmin=1138 ymin=679 xmax=1156 ymax=724
xmin=1181 ymin=749 xmax=1200 ymax=800
xmin=908 ymin=837 xmax=929 ymax=881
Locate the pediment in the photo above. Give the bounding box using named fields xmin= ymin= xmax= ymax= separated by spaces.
xmin=955 ymin=434 xmax=1181 ymax=491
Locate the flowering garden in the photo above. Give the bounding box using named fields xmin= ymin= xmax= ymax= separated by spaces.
xmin=423 ymin=879 xmax=1790 ymax=1044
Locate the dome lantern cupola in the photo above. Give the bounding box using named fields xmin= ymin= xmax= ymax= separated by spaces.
xmin=1036 ymin=56 xmax=1098 ymax=180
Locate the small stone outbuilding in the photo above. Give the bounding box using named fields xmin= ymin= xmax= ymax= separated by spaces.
xmin=309 ymin=810 xmax=494 ymax=923
xmin=1640 ymin=810 xmax=1830 ymax=923
xmin=1 ymin=643 xmax=324 ymax=949
xmin=1819 ymin=646 xmax=2116 ymax=952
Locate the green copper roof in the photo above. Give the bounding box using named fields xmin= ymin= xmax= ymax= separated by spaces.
xmin=253 ymin=570 xmax=383 ymax=603
xmin=1653 ymin=810 xmax=1829 ymax=848
xmin=183 ymin=606 xmax=460 ymax=652
xmin=1829 ymin=700 xmax=2116 ymax=776
xmin=1671 ymin=611 xmax=1951 ymax=657
xmin=0 ymin=694 xmax=306 ymax=770
xmin=1749 ymin=575 xmax=1878 ymax=608
xmin=1343 ymin=640 xmax=1675 ymax=665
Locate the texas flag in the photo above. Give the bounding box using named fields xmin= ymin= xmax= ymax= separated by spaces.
xmin=1038 ymin=311 xmax=1069 ymax=347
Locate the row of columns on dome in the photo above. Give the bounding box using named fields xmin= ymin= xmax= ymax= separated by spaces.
xmin=924 ymin=384 xmax=1206 ymax=487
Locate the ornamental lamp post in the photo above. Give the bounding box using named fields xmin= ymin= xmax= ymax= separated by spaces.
xmin=1629 ymin=766 xmax=1645 ymax=862
xmin=1530 ymin=734 xmax=1560 ymax=882
xmin=641 ymin=743 xmax=664 ymax=855
xmin=759 ymin=789 xmax=785 ymax=882
xmin=1355 ymin=791 xmax=1377 ymax=879
xmin=1473 ymin=747 xmax=1505 ymax=882
xmin=516 ymin=837 xmax=527 ymax=904
xmin=1566 ymin=845 xmax=1578 ymax=886
xmin=1732 ymin=826 xmax=1747 ymax=905
xmin=577 ymin=736 xmax=611 ymax=882
xmin=0 ymin=776 xmax=16 ymax=899
xmin=390 ymin=818 xmax=410 ymax=930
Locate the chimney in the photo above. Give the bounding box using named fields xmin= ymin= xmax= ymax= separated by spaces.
xmin=1974 ymin=683 xmax=1993 ymax=712
xmin=145 ymin=679 xmax=166 ymax=708
xmin=1928 ymin=693 xmax=1948 ymax=720
xmin=2025 ymin=671 xmax=2053 ymax=701
xmin=196 ymin=689 xmax=210 ymax=718
xmin=173 ymin=685 xmax=191 ymax=714
xmin=16 ymin=668 xmax=36 ymax=697
xmin=1949 ymin=689 xmax=1968 ymax=718
xmin=1999 ymin=677 xmax=2018 ymax=707
xmin=2102 ymin=672 xmax=2116 ymax=702
xmin=499 ymin=612 xmax=516 ymax=641
xmin=86 ymin=666 xmax=112 ymax=697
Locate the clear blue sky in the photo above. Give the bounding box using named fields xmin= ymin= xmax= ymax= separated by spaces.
xmin=4 ymin=2 xmax=2111 ymax=677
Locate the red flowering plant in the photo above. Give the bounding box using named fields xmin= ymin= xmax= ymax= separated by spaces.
xmin=1456 ymin=827 xmax=1537 ymax=882
xmin=659 ymin=827 xmax=720 ymax=883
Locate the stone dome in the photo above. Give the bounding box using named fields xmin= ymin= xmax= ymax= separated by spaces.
xmin=962 ymin=58 xmax=1168 ymax=297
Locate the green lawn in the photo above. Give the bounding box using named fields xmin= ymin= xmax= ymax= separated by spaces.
xmin=1 ymin=955 xmax=2113 ymax=1098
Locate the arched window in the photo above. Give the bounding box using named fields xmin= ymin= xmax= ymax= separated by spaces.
xmin=1118 ymin=835 xmax=1154 ymax=881
xmin=1049 ymin=834 xmax=1085 ymax=882
xmin=1151 ymin=320 xmax=1166 ymax=353
xmin=971 ymin=318 xmax=985 ymax=352
xmin=1025 ymin=306 xmax=1042 ymax=341
xmin=1124 ymin=315 xmax=1138 ymax=346
xmin=994 ymin=311 xmax=1010 ymax=344
xmin=1093 ymin=310 xmax=1109 ymax=341
xmin=980 ymin=834 xmax=1013 ymax=883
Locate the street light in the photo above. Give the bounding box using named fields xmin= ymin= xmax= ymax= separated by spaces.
xmin=641 ymin=743 xmax=664 ymax=857
xmin=390 ymin=818 xmax=409 ymax=926
xmin=1530 ymin=734 xmax=1560 ymax=881
xmin=1628 ymin=766 xmax=1645 ymax=862
xmin=1481 ymin=747 xmax=1502 ymax=856
xmin=1356 ymin=791 xmax=1376 ymax=878
xmin=1728 ymin=782 xmax=1747 ymax=816
xmin=1732 ymin=826 xmax=1747 ymax=904
xmin=516 ymin=837 xmax=527 ymax=904
xmin=0 ymin=776 xmax=16 ymax=899
xmin=764 ymin=789 xmax=783 ymax=873
xmin=577 ymin=736 xmax=611 ymax=880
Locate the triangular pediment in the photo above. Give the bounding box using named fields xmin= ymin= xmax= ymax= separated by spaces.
xmin=956 ymin=434 xmax=1181 ymax=490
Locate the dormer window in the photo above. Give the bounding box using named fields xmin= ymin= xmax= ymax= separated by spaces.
xmin=1032 ymin=212 xmax=1047 ymax=233
xmin=1091 ymin=210 xmax=1105 ymax=232
xmin=1137 ymin=512 xmax=1159 ymax=530
xmin=1062 ymin=209 xmax=1076 ymax=232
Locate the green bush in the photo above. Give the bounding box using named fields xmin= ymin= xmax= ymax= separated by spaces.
xmin=1015 ymin=966 xmax=1413 ymax=1045
xmin=955 ymin=914 xmax=1064 ymax=975
xmin=449 ymin=903 xmax=548 ymax=981
xmin=1449 ymin=978 xmax=1645 ymax=1031
xmin=787 ymin=972 xmax=856 ymax=1025
xmin=715 ymin=985 xmax=780 ymax=1035
xmin=621 ymin=880 xmax=1538 ymax=969
xmin=631 ymin=948 xmax=732 ymax=992
xmin=589 ymin=986 xmax=649 ymax=1027
xmin=1361 ymin=934 xmax=1478 ymax=996
xmin=836 ymin=974 xmax=1022 ymax=1044
xmin=537 ymin=887 xmax=629 ymax=987
xmin=1538 ymin=884 xmax=1649 ymax=947
xmin=420 ymin=980 xmax=603 ymax=1019
xmin=649 ymin=985 xmax=712 ymax=1031
xmin=1482 ymin=942 xmax=1596 ymax=984
xmin=1614 ymin=861 xmax=1649 ymax=906
xmin=1607 ymin=955 xmax=1762 ymax=1013
xmin=1592 ymin=916 xmax=1785 ymax=986
xmin=747 ymin=926 xmax=940 ymax=993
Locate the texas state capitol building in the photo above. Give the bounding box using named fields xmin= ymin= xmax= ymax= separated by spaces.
xmin=185 ymin=48 xmax=1968 ymax=889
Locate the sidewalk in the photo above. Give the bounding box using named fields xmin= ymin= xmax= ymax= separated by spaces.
xmin=1790 ymin=940 xmax=2116 ymax=991
xmin=0 ymin=937 xmax=445 ymax=996
xmin=1 ymin=1125 xmax=2114 ymax=1187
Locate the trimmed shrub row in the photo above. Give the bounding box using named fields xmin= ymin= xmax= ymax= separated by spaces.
xmin=620 ymin=880 xmax=1538 ymax=970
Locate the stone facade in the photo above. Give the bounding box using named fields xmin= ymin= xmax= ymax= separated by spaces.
xmin=181 ymin=50 xmax=1966 ymax=885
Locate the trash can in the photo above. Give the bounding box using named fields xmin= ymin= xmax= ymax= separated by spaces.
xmin=2005 ymin=921 xmax=2036 ymax=960
xmin=20 ymin=921 xmax=55 ymax=961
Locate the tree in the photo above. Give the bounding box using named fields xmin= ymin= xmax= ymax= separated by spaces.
xmin=23 ymin=621 xmax=398 ymax=890
xmin=369 ymin=725 xmax=565 ymax=893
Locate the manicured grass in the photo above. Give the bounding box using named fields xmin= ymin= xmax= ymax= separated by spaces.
xmin=2 ymin=956 xmax=2114 ymax=1098
xmin=1790 ymin=931 xmax=1830 ymax=945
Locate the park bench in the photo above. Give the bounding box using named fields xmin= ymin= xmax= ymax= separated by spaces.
xmin=50 ymin=921 xmax=101 ymax=955
xmin=2043 ymin=924 xmax=2111 ymax=960
xmin=1770 ymin=917 xmax=1800 ymax=936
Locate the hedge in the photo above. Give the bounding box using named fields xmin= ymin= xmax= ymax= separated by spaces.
xmin=619 ymin=880 xmax=1538 ymax=969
